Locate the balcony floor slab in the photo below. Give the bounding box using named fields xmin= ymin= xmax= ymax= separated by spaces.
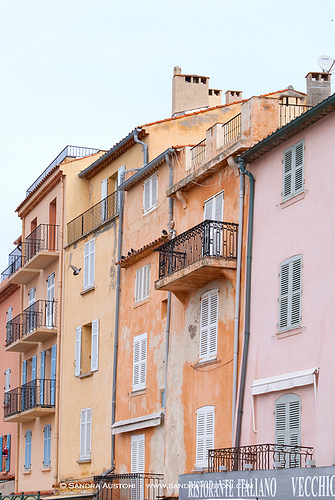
xmin=25 ymin=251 xmax=58 ymax=269
xmin=5 ymin=339 xmax=38 ymax=352
xmin=22 ymin=327 xmax=57 ymax=343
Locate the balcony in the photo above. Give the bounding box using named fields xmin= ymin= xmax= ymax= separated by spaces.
xmin=208 ymin=444 xmax=314 ymax=472
xmin=93 ymin=473 xmax=164 ymax=500
xmin=67 ymin=191 xmax=118 ymax=245
xmin=155 ymin=220 xmax=238 ymax=292
xmin=1 ymin=249 xmax=22 ymax=282
xmin=5 ymin=300 xmax=57 ymax=352
xmin=279 ymin=102 xmax=311 ymax=127
xmin=24 ymin=223 xmax=59 ymax=268
xmin=4 ymin=379 xmax=56 ymax=422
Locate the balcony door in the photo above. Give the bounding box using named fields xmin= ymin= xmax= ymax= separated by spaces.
xmin=203 ymin=191 xmax=224 ymax=256
xmin=46 ymin=273 xmax=55 ymax=328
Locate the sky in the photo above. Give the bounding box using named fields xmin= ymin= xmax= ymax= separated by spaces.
xmin=1 ymin=0 xmax=335 ymax=269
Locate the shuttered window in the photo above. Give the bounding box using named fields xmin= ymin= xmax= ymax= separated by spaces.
xmin=25 ymin=430 xmax=32 ymax=470
xmin=283 ymin=140 xmax=304 ymax=201
xmin=80 ymin=408 xmax=92 ymax=460
xmin=133 ymin=333 xmax=147 ymax=391
xmin=279 ymin=255 xmax=302 ymax=332
xmin=196 ymin=406 xmax=215 ymax=468
xmin=143 ymin=174 xmax=158 ymax=214
xmin=200 ymin=290 xmax=218 ymax=361
xmin=135 ymin=264 xmax=151 ymax=303
xmin=43 ymin=425 xmax=51 ymax=468
xmin=275 ymin=394 xmax=301 ymax=467
xmin=84 ymin=239 xmax=95 ymax=289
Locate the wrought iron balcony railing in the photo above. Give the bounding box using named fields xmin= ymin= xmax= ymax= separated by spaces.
xmin=24 ymin=224 xmax=59 ymax=265
xmin=191 ymin=138 xmax=206 ymax=168
xmin=3 ymin=379 xmax=56 ymax=418
xmin=222 ymin=113 xmax=241 ymax=146
xmin=6 ymin=300 xmax=57 ymax=346
xmin=208 ymin=444 xmax=314 ymax=472
xmin=157 ymin=220 xmax=238 ymax=280
xmin=1 ymin=254 xmax=22 ymax=282
xmin=279 ymin=103 xmax=312 ymax=127
xmin=93 ymin=473 xmax=164 ymax=500
xmin=67 ymin=191 xmax=118 ymax=245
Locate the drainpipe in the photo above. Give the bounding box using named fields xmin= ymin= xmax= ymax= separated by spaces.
xmin=110 ymin=167 xmax=126 ymax=471
xmin=227 ymin=155 xmax=244 ymax=444
xmin=234 ymin=156 xmax=255 ymax=449
xmin=134 ymin=129 xmax=148 ymax=166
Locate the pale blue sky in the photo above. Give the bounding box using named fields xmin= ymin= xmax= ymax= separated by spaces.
xmin=1 ymin=0 xmax=334 ymax=267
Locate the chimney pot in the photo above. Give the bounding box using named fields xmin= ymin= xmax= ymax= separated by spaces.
xmin=306 ymin=71 xmax=331 ymax=106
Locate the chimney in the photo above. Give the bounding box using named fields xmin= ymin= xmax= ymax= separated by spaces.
xmin=306 ymin=72 xmax=331 ymax=107
xmin=172 ymin=67 xmax=222 ymax=116
xmin=225 ymin=90 xmax=243 ymax=105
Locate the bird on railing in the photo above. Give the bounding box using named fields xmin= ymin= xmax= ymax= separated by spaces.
xmin=70 ymin=265 xmax=82 ymax=276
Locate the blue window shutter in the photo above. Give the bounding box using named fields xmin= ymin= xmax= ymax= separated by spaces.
xmin=31 ymin=355 xmax=37 ymax=380
xmin=43 ymin=425 xmax=51 ymax=468
xmin=22 ymin=360 xmax=27 ymax=410
xmin=25 ymin=431 xmax=32 ymax=470
xmin=40 ymin=351 xmax=45 ymax=405
xmin=0 ymin=436 xmax=3 ymax=472
xmin=22 ymin=360 xmax=27 ymax=384
xmin=51 ymin=344 xmax=57 ymax=405
xmin=5 ymin=434 xmax=10 ymax=471
xmin=31 ymin=354 xmax=37 ymax=407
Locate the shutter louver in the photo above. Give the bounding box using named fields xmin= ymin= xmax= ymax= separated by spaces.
xmin=40 ymin=351 xmax=45 ymax=405
xmin=86 ymin=408 xmax=92 ymax=459
xmin=140 ymin=335 xmax=147 ymax=387
xmin=209 ymin=292 xmax=218 ymax=357
xmin=144 ymin=179 xmax=150 ymax=212
xmin=80 ymin=409 xmax=86 ymax=458
xmin=135 ymin=265 xmax=150 ymax=303
xmin=279 ymin=262 xmax=290 ymax=329
xmin=204 ymin=198 xmax=213 ymax=220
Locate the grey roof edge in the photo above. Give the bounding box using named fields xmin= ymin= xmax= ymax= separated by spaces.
xmin=239 ymin=92 xmax=335 ymax=163
xmin=118 ymin=147 xmax=176 ymax=191
xmin=78 ymin=128 xmax=141 ymax=178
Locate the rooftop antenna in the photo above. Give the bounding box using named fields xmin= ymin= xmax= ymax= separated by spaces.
xmin=318 ymin=55 xmax=335 ymax=73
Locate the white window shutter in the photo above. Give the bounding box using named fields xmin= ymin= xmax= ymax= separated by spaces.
xmin=143 ymin=179 xmax=150 ymax=212
xmin=91 ymin=319 xmax=99 ymax=372
xmin=84 ymin=242 xmax=89 ymax=289
xmin=283 ymin=148 xmax=293 ymax=199
xmin=131 ymin=434 xmax=145 ymax=473
xmin=200 ymin=295 xmax=209 ymax=360
xmin=204 ymin=198 xmax=213 ymax=220
xmin=140 ymin=334 xmax=147 ymax=388
xmin=279 ymin=262 xmax=290 ymax=330
xmin=5 ymin=369 xmax=10 ymax=392
xmin=135 ymin=265 xmax=150 ymax=303
xmin=279 ymin=256 xmax=302 ymax=331
xmin=294 ymin=141 xmax=304 ymax=192
xmin=152 ymin=175 xmax=157 ymax=207
xmin=214 ymin=192 xmax=224 ymax=221
xmin=86 ymin=408 xmax=92 ymax=458
xmin=133 ymin=337 xmax=140 ymax=389
xmin=275 ymin=394 xmax=301 ymax=467
xmin=89 ymin=239 xmax=95 ymax=287
xmin=80 ymin=409 xmax=86 ymax=458
xmin=7 ymin=307 xmax=13 ymax=322
xmin=196 ymin=410 xmax=205 ymax=466
xmin=75 ymin=327 xmax=82 ymax=376
xmin=209 ymin=292 xmax=218 ymax=357
xmin=200 ymin=290 xmax=218 ymax=361
xmin=291 ymin=258 xmax=302 ymax=327
xmin=196 ymin=406 xmax=215 ymax=468
xmin=283 ymin=140 xmax=304 ymax=200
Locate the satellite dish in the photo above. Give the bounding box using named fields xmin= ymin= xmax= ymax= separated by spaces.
xmin=318 ymin=55 xmax=334 ymax=72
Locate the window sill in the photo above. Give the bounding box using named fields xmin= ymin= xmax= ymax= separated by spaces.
xmin=80 ymin=285 xmax=95 ymax=296
xmin=42 ymin=467 xmax=51 ymax=472
xmin=23 ymin=469 xmax=31 ymax=475
xmin=192 ymin=358 xmax=221 ymax=370
xmin=131 ymin=388 xmax=146 ymax=397
xmin=143 ymin=205 xmax=157 ymax=216
xmin=280 ymin=191 xmax=306 ymax=209
xmin=77 ymin=372 xmax=94 ymax=379
xmin=276 ymin=326 xmax=303 ymax=339
xmin=76 ymin=458 xmax=91 ymax=464
xmin=134 ymin=297 xmax=150 ymax=308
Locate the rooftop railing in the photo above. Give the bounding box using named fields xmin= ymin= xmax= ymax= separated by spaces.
xmin=208 ymin=444 xmax=314 ymax=472
xmin=67 ymin=191 xmax=118 ymax=245
xmin=24 ymin=224 xmax=59 ymax=265
xmin=3 ymin=379 xmax=56 ymax=418
xmin=279 ymin=103 xmax=312 ymax=127
xmin=222 ymin=113 xmax=241 ymax=146
xmin=93 ymin=473 xmax=164 ymax=500
xmin=191 ymin=138 xmax=206 ymax=168
xmin=157 ymin=220 xmax=238 ymax=280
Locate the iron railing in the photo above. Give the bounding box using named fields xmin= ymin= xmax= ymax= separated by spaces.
xmin=208 ymin=444 xmax=314 ymax=472
xmin=279 ymin=103 xmax=311 ymax=127
xmin=222 ymin=113 xmax=241 ymax=146
xmin=0 ymin=494 xmax=40 ymax=500
xmin=5 ymin=300 xmax=57 ymax=346
xmin=24 ymin=224 xmax=59 ymax=264
xmin=93 ymin=473 xmax=164 ymax=500
xmin=3 ymin=379 xmax=56 ymax=418
xmin=1 ymin=254 xmax=22 ymax=282
xmin=156 ymin=220 xmax=238 ymax=280
xmin=191 ymin=138 xmax=206 ymax=168
xmin=67 ymin=191 xmax=118 ymax=245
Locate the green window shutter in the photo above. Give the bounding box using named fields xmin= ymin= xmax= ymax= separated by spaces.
xmin=279 ymin=256 xmax=302 ymax=331
xmin=283 ymin=148 xmax=293 ymax=199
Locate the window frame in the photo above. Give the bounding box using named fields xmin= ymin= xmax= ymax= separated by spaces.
xmin=143 ymin=174 xmax=158 ymax=215
xmin=132 ymin=333 xmax=147 ymax=392
xmin=278 ymin=255 xmax=302 ymax=332
xmin=75 ymin=320 xmax=99 ymax=376
xmin=199 ymin=289 xmax=219 ymax=362
xmin=196 ymin=406 xmax=215 ymax=468
xmin=282 ymin=140 xmax=305 ymax=201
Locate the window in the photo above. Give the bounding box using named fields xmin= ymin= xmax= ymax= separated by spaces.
xmin=282 ymin=140 xmax=304 ymax=201
xmin=43 ymin=425 xmax=51 ymax=468
xmin=196 ymin=406 xmax=215 ymax=468
xmin=143 ymin=174 xmax=157 ymax=214
xmin=135 ymin=264 xmax=150 ymax=303
xmin=200 ymin=290 xmax=218 ymax=362
xmin=25 ymin=430 xmax=32 ymax=470
xmin=131 ymin=434 xmax=145 ymax=500
xmin=4 ymin=369 xmax=10 ymax=405
xmin=278 ymin=255 xmax=302 ymax=332
xmin=275 ymin=394 xmax=301 ymax=467
xmin=75 ymin=320 xmax=99 ymax=376
xmin=80 ymin=408 xmax=91 ymax=460
xmin=133 ymin=333 xmax=147 ymax=391
xmin=84 ymin=239 xmax=95 ymax=289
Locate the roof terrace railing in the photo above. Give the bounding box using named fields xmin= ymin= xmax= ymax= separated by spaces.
xmin=279 ymin=103 xmax=312 ymax=127
xmin=222 ymin=113 xmax=241 ymax=146
xmin=191 ymin=138 xmax=206 ymax=168
xmin=67 ymin=191 xmax=118 ymax=245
